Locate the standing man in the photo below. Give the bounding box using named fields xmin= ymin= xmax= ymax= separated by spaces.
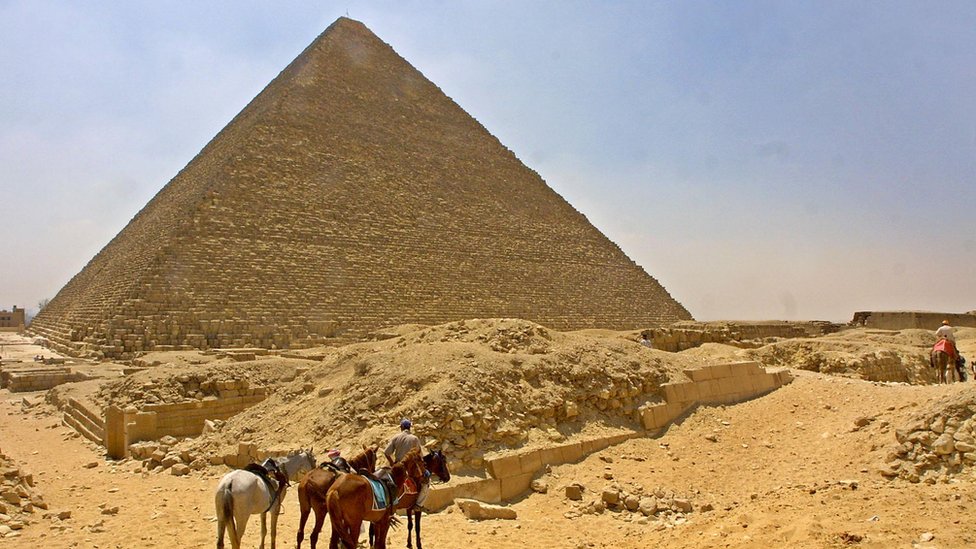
xmin=384 ymin=418 xmax=429 ymax=508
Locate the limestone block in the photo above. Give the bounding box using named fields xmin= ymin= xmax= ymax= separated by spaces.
xmin=538 ymin=446 xmax=563 ymax=467
xmin=710 ymin=363 xmax=733 ymax=379
xmin=754 ymin=373 xmax=776 ymax=392
xmin=730 ymin=375 xmax=753 ymax=395
xmin=518 ymin=450 xmax=542 ymax=475
xmin=582 ymin=438 xmax=610 ymax=454
xmin=558 ymin=442 xmax=583 ymax=464
xmin=486 ymin=455 xmax=521 ymax=479
xmin=645 ymin=404 xmax=669 ymax=429
xmin=698 ymin=380 xmax=720 ymax=400
xmin=456 ymin=498 xmax=517 ymax=520
xmin=682 ymin=368 xmax=712 ymax=382
xmin=452 ymin=478 xmax=501 ymax=504
xmin=424 ymin=485 xmax=455 ymax=511
xmin=675 ymin=382 xmax=699 ymax=403
xmin=500 ymin=472 xmax=534 ymax=499
xmin=662 ymin=383 xmax=680 ymax=403
xmin=730 ymin=361 xmax=762 ymax=376
xmin=238 ymin=442 xmax=257 ymax=458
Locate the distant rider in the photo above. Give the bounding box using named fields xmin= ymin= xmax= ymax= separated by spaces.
xmin=936 ymin=320 xmax=957 ymax=358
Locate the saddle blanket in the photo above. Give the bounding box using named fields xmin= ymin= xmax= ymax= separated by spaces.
xmin=365 ymin=477 xmax=389 ymax=511
xmin=934 ymin=339 xmax=957 ymax=357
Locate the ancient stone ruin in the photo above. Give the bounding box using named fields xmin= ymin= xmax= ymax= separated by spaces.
xmin=30 ymin=17 xmax=691 ymax=359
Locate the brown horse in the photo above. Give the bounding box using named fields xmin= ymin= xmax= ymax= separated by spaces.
xmin=296 ymin=445 xmax=378 ymax=549
xmin=932 ymin=339 xmax=958 ymax=384
xmin=932 ymin=349 xmax=956 ymax=383
xmin=326 ymin=447 xmax=426 ymax=549
xmin=370 ymin=450 xmax=451 ymax=549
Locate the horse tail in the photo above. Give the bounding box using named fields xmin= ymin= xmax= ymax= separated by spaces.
xmin=326 ymin=485 xmax=355 ymax=549
xmin=221 ymin=479 xmax=238 ymax=545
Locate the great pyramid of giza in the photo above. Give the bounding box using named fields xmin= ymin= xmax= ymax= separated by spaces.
xmin=30 ymin=17 xmax=692 ymax=359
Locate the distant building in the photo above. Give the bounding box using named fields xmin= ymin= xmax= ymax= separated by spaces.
xmin=850 ymin=311 xmax=976 ymax=330
xmin=0 ymin=306 xmax=26 ymax=330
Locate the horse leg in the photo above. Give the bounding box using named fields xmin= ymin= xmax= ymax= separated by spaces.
xmin=298 ymin=486 xmax=310 ymax=549
xmin=259 ymin=511 xmax=268 ymax=549
xmin=374 ymin=518 xmax=391 ymax=549
xmin=414 ymin=510 xmax=421 ymax=549
xmin=406 ymin=512 xmax=413 ymax=549
xmin=309 ymin=503 xmax=326 ymax=549
xmin=340 ymin=519 xmax=362 ymax=549
xmin=233 ymin=511 xmax=250 ymax=549
xmin=270 ymin=507 xmax=281 ymax=549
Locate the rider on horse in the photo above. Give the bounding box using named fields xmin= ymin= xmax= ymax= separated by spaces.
xmin=385 ymin=418 xmax=430 ymax=509
xmin=936 ymin=319 xmax=958 ymax=359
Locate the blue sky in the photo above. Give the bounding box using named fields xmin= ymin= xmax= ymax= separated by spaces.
xmin=1 ymin=1 xmax=974 ymax=322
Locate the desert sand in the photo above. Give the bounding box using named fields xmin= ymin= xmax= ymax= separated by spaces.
xmin=1 ymin=324 xmax=975 ymax=549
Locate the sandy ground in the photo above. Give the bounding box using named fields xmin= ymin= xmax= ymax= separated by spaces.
xmin=2 ymin=329 xmax=975 ymax=549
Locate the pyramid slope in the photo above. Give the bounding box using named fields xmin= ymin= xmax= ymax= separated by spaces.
xmin=31 ymin=17 xmax=692 ymax=358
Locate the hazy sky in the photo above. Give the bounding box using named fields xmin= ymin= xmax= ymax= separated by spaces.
xmin=2 ymin=1 xmax=975 ymax=323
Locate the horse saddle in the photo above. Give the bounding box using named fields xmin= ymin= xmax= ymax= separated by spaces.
xmin=934 ymin=339 xmax=957 ymax=357
xmin=243 ymin=462 xmax=287 ymax=512
xmin=320 ymin=457 xmax=351 ymax=473
xmin=403 ymin=477 xmax=419 ymax=495
xmin=359 ymin=470 xmax=396 ymax=511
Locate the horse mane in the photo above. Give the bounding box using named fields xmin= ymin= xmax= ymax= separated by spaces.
xmin=391 ymin=448 xmax=424 ymax=483
xmin=347 ymin=445 xmax=378 ymax=473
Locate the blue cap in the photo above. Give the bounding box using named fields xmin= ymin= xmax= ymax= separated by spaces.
xmin=400 ymin=418 xmax=412 ymax=430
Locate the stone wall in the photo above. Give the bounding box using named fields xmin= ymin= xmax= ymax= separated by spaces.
xmin=1 ymin=367 xmax=86 ymax=393
xmin=851 ymin=311 xmax=976 ymax=330
xmin=104 ymin=394 xmax=266 ymax=458
xmin=648 ymin=321 xmax=841 ymax=352
xmin=61 ymin=397 xmax=104 ymax=446
xmin=640 ymin=362 xmax=791 ymax=430
xmin=424 ymin=361 xmax=792 ymax=510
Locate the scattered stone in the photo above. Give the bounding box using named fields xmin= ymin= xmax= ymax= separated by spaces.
xmin=530 ymin=479 xmax=548 ymax=494
xmin=456 ymin=499 xmax=517 ymax=520
xmin=565 ymin=484 xmax=584 ymax=501
xmin=601 ymin=489 xmax=619 ymax=506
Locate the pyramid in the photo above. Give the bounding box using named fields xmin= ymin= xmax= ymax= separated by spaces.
xmin=30 ymin=17 xmax=692 ymax=359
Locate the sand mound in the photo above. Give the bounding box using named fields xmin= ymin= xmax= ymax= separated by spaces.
xmin=744 ymin=328 xmax=938 ymax=383
xmin=184 ymin=318 xmax=715 ymax=470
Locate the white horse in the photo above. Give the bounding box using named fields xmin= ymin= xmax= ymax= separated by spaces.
xmin=215 ymin=449 xmax=316 ymax=549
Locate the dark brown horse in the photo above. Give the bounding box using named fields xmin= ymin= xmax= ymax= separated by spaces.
xmin=296 ymin=446 xmax=378 ymax=549
xmin=326 ymin=447 xmax=426 ymax=549
xmin=370 ymin=450 xmax=451 ymax=549
xmin=932 ymin=339 xmax=958 ymax=384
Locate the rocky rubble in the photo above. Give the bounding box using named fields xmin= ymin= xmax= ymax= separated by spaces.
xmin=882 ymin=390 xmax=976 ymax=483
xmin=562 ymin=478 xmax=708 ymax=528
xmin=127 ymin=435 xmax=211 ymax=475
xmin=0 ymin=448 xmax=55 ymax=539
xmin=90 ymin=359 xmax=307 ymax=408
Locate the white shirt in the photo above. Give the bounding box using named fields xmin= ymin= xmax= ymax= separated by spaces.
xmin=936 ymin=325 xmax=956 ymax=342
